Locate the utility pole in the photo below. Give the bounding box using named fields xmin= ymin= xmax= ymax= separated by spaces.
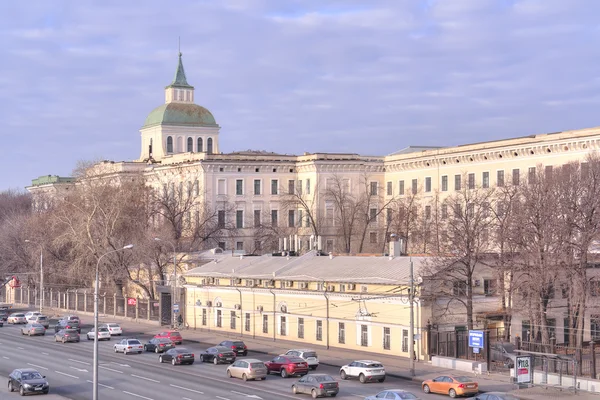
xmin=409 ymin=258 xmax=415 ymax=377
xmin=155 ymin=238 xmax=177 ymax=326
xmin=25 ymin=240 xmax=43 ymax=314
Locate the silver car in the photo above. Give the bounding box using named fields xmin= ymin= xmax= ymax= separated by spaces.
xmin=114 ymin=338 xmax=143 ymax=354
xmin=87 ymin=327 xmax=111 ymax=341
xmin=285 ymin=349 xmax=320 ymax=370
xmin=7 ymin=313 xmax=27 ymax=324
xmin=226 ymin=359 xmax=268 ymax=381
xmin=21 ymin=323 xmax=46 ymax=336
xmin=29 ymin=315 xmax=49 ymax=329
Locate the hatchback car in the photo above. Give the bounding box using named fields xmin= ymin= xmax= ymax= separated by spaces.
xmin=144 ymin=338 xmax=175 ymax=353
xmin=340 ymin=360 xmax=386 ymax=383
xmin=291 ymin=374 xmax=339 ymax=398
xmin=159 ymin=348 xmax=195 ymax=365
xmin=54 ymin=319 xmax=81 ymax=333
xmin=226 ymin=359 xmax=268 ymax=381
xmin=285 ymin=349 xmax=320 ymax=370
xmin=100 ymin=323 xmax=122 ymax=336
xmin=199 ymin=346 xmax=237 ymax=364
xmin=30 ymin=315 xmax=49 ymax=328
xmin=87 ymin=327 xmax=111 ymax=341
xmin=7 ymin=313 xmax=27 ymax=324
xmin=219 ymin=340 xmax=248 ymax=356
xmin=422 ymin=376 xmax=478 ymax=398
xmin=21 ymin=323 xmax=46 ymax=336
xmin=364 ymin=389 xmax=420 ymax=399
xmin=55 ymin=329 xmax=80 ymax=343
xmin=24 ymin=311 xmax=42 ymax=322
xmin=265 ymin=355 xmax=309 ymax=378
xmin=471 ymin=393 xmax=521 ymax=400
xmin=154 ymin=330 xmax=183 ymax=344
xmin=8 ymin=368 xmax=49 ymax=395
xmin=114 ymin=338 xmax=144 ymax=354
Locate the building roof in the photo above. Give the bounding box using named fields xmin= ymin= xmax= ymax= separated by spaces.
xmin=388 ymin=146 xmax=445 ymax=156
xmin=143 ymin=103 xmax=217 ymax=128
xmin=166 ymin=52 xmax=193 ymax=89
xmin=184 ymin=250 xmax=428 ymax=285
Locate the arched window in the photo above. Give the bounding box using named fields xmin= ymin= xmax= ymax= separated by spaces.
xmin=197 ymin=137 xmax=203 ymax=152
xmin=166 ymin=136 xmax=173 ymax=153
xmin=187 ymin=137 xmax=193 ymax=152
xmin=207 ymin=137 xmax=213 ymax=154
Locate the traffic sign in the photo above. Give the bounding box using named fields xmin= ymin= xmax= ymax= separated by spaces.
xmin=173 ymin=303 xmax=179 ymax=312
xmin=468 ymin=330 xmax=484 ymax=348
xmin=127 ymin=298 xmax=137 ymax=306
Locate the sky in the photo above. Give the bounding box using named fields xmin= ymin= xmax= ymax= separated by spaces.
xmin=1 ymin=0 xmax=599 ymax=190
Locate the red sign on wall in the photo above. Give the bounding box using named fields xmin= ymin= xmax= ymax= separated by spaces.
xmin=127 ymin=298 xmax=137 ymax=306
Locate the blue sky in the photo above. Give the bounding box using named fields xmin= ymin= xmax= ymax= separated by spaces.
xmin=1 ymin=0 xmax=599 ymax=190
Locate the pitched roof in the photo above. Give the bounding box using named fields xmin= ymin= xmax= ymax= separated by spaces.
xmin=166 ymin=52 xmax=193 ymax=89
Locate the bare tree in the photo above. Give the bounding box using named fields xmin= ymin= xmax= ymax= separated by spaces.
xmin=323 ymin=175 xmax=362 ymax=253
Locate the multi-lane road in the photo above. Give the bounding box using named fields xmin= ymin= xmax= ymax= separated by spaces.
xmin=0 ymin=315 xmax=442 ymax=400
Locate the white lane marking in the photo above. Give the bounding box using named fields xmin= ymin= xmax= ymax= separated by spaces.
xmin=17 ymin=347 xmax=24 ymax=350
xmin=99 ymin=366 xmax=123 ymax=373
xmin=42 ymin=352 xmax=48 ymax=355
xmin=2 ymin=356 xmax=9 ymax=359
xmin=131 ymin=374 xmax=159 ymax=383
xmin=216 ymin=397 xmax=230 ymax=400
xmin=182 ymin=398 xmax=192 ymax=400
xmin=122 ymin=391 xmax=153 ymax=400
xmin=55 ymin=371 xmax=79 ymax=379
xmin=113 ymin=362 xmax=130 ymax=367
xmin=231 ymin=390 xmax=262 ymax=398
xmin=69 ymin=359 xmax=91 ymax=365
xmin=86 ymin=380 xmax=114 ymax=389
xmin=351 ymin=395 xmax=365 ymax=398
xmin=27 ymin=363 xmax=48 ymax=370
xmin=70 ymin=367 xmax=88 ymax=373
xmin=169 ymin=384 xmax=203 ymax=394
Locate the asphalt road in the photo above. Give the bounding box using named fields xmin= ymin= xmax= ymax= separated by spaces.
xmin=0 ymin=317 xmax=444 ymax=400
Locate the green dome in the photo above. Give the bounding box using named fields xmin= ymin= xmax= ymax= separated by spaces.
xmin=143 ymin=103 xmax=217 ymax=128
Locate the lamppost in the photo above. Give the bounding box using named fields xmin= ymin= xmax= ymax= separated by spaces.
xmin=409 ymin=257 xmax=415 ymax=377
xmin=93 ymin=244 xmax=133 ymax=400
xmin=24 ymin=240 xmax=43 ymax=314
xmin=154 ymin=238 xmax=177 ymax=326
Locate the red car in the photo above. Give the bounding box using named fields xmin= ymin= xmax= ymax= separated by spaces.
xmin=154 ymin=331 xmax=183 ymax=345
xmin=265 ymin=355 xmax=309 ymax=378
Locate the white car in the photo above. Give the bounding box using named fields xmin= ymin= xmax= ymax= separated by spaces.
xmin=340 ymin=360 xmax=386 ymax=383
xmin=87 ymin=327 xmax=111 ymax=341
xmin=7 ymin=313 xmax=27 ymax=324
xmin=114 ymin=338 xmax=143 ymax=354
xmin=24 ymin=312 xmax=41 ymax=322
xmin=284 ymin=349 xmax=319 ymax=370
xmin=101 ymin=323 xmax=122 ymax=336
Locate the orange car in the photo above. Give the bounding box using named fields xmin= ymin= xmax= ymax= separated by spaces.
xmin=422 ymin=375 xmax=478 ymax=398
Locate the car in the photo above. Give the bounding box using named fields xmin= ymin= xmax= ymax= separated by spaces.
xmin=154 ymin=330 xmax=183 ymax=344
xmin=8 ymin=368 xmax=50 ymax=395
xmin=199 ymin=346 xmax=237 ymax=364
xmin=21 ymin=323 xmax=46 ymax=336
xmin=24 ymin=311 xmax=42 ymax=322
xmin=144 ymin=338 xmax=175 ymax=353
xmin=29 ymin=315 xmax=50 ymax=328
xmin=114 ymin=338 xmax=144 ymax=354
xmin=54 ymin=319 xmax=81 ymax=333
xmin=226 ymin=359 xmax=268 ymax=381
xmin=0 ymin=304 xmax=12 ymax=312
xmin=158 ymin=348 xmax=195 ymax=365
xmin=291 ymin=374 xmax=339 ymax=398
xmin=61 ymin=315 xmax=80 ymax=324
xmin=100 ymin=323 xmax=122 ymax=336
xmin=219 ymin=340 xmax=248 ymax=356
xmin=422 ymin=376 xmax=478 ymax=398
xmin=490 ymin=342 xmax=517 ymax=368
xmin=265 ymin=355 xmax=309 ymax=378
xmin=0 ymin=311 xmax=8 ymax=321
xmin=86 ymin=327 xmax=111 ymax=341
xmin=54 ymin=329 xmax=80 ymax=343
xmin=364 ymin=389 xmax=420 ymax=399
xmin=7 ymin=313 xmax=27 ymax=324
xmin=340 ymin=360 xmax=386 ymax=383
xmin=285 ymin=349 xmax=319 ymax=370
xmin=471 ymin=393 xmax=521 ymax=400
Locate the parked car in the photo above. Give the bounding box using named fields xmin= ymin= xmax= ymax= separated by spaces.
xmin=291 ymin=374 xmax=339 ymax=398
xmin=7 ymin=313 xmax=27 ymax=324
xmin=422 ymin=376 xmax=478 ymax=398
xmin=199 ymin=346 xmax=236 ymax=364
xmin=364 ymin=389 xmax=420 ymax=399
xmin=54 ymin=329 xmax=80 ymax=343
xmin=24 ymin=311 xmax=42 ymax=322
xmin=226 ymin=359 xmax=268 ymax=381
xmin=30 ymin=315 xmax=49 ymax=328
xmin=8 ymin=368 xmax=49 ymax=395
xmin=154 ymin=331 xmax=183 ymax=345
xmin=86 ymin=327 xmax=111 ymax=341
xmin=114 ymin=338 xmax=143 ymax=354
xmin=340 ymin=360 xmax=386 ymax=383
xmin=265 ymin=355 xmax=309 ymax=378
xmin=491 ymin=342 xmax=517 ymax=368
xmin=471 ymin=393 xmax=520 ymax=400
xmin=144 ymin=338 xmax=175 ymax=353
xmin=158 ymin=348 xmax=195 ymax=365
xmin=218 ymin=340 xmax=248 ymax=356
xmin=284 ymin=349 xmax=319 ymax=370
xmin=54 ymin=319 xmax=81 ymax=333
xmin=100 ymin=323 xmax=122 ymax=336
xmin=21 ymin=323 xmax=46 ymax=336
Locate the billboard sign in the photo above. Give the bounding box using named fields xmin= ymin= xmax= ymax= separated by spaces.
xmin=516 ymin=355 xmax=533 ymax=384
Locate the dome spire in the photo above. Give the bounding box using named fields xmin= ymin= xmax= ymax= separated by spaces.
xmin=165 ymin=44 xmax=194 ymax=104
xmin=167 ymin=45 xmax=193 ymax=89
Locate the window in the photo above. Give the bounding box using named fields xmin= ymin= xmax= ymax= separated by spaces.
xmin=369 ymin=232 xmax=377 ymax=243
xmin=425 ymin=205 xmax=431 ymax=220
xmin=386 ymin=181 xmax=392 ymax=196
xmin=591 ymin=280 xmax=600 ymax=296
xmin=197 ymin=137 xmax=203 ymax=152
xmin=326 ymin=239 xmax=334 ymax=253
xmin=187 ymin=137 xmax=193 ymax=152
xmin=497 ymin=170 xmax=505 ymax=187
xmin=399 ymin=180 xmax=405 ymax=195
xmin=217 ymin=210 xmax=225 ymax=228
xmin=254 ymin=210 xmax=261 ymax=227
xmin=218 ymin=241 xmax=226 ymax=250
xmin=425 ymin=177 xmax=432 ymax=193
xmin=236 ymin=179 xmax=243 ymax=195
xmin=467 ymin=203 xmax=475 ymax=218
xmin=454 ymin=204 xmax=463 ymax=218
xmin=581 ymin=163 xmax=589 ymax=178
xmin=545 ymin=165 xmax=554 ymax=178
xmin=236 ymin=210 xmax=244 ymax=229
xmin=262 ymin=315 xmax=268 ymax=334
xmin=297 ymin=180 xmax=302 ymax=195
xmin=230 ymin=311 xmax=236 ymax=330
xmin=207 ymin=137 xmax=213 ymax=154
xmin=360 ymin=324 xmax=368 ymax=347
xmin=452 ymin=281 xmax=467 ymax=296
xmin=338 ymin=322 xmax=345 ymax=344
xmin=441 ymin=175 xmax=448 ymax=192
xmin=370 ymin=208 xmax=377 ymax=222
xmin=482 ymin=172 xmax=489 ymax=189
xmin=512 ymin=169 xmax=520 ymax=185
xmin=316 ymin=320 xmax=323 ymax=341
xmin=402 ymin=329 xmax=408 ymax=352
xmin=217 ymin=179 xmax=226 ymax=195
xmin=484 ymin=279 xmax=497 ymax=296
xmin=236 ymin=241 xmax=243 ymax=251
xmin=254 ymin=240 xmax=261 ymax=252
xmin=216 ymin=310 xmax=222 ymax=328
xmin=298 ymin=209 xmax=303 ymax=227
xmin=411 ymin=179 xmax=418 ymax=195
xmin=269 ymin=179 xmax=278 ymax=195
xmin=370 ymin=182 xmax=378 ymax=196
xmin=271 ymin=210 xmax=278 ymax=226
xmin=383 ymin=327 xmax=391 ymax=350
xmin=386 ymin=208 xmax=392 ymax=224
xmin=528 ymin=167 xmax=536 ymax=184
xmin=288 ymin=180 xmax=295 ymax=195
xmin=280 ymin=316 xmax=286 ymax=336
xmin=325 ymin=202 xmax=334 ymax=226
xmin=468 ymin=173 xmax=475 ymax=189
xmin=167 ymin=136 xmax=173 ymax=153
xmin=288 ymin=210 xmax=295 ymax=227
xmin=522 ymin=320 xmax=531 ymax=341
xmin=454 ymin=174 xmax=461 ymax=191
xmin=441 ymin=204 xmax=448 ymax=219
xmin=245 ymin=313 xmax=250 ymax=332
xmin=254 ymin=179 xmax=261 ymax=195
xmin=306 ymin=179 xmax=311 ymax=194
xmin=298 ymin=318 xmax=304 ymax=339
xmin=339 ymin=284 xmax=346 ymax=292
xmin=202 ymin=309 xmax=207 ymax=326
xmin=592 ymin=316 xmax=600 ymax=341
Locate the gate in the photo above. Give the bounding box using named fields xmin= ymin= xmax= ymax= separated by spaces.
xmin=160 ymin=292 xmax=172 ymax=326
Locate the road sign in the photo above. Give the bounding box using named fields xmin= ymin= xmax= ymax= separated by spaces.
xmin=173 ymin=303 xmax=179 ymax=312
xmin=473 ymin=347 xmax=480 ymax=354
xmin=516 ymin=355 xmax=532 ymax=383
xmin=468 ymin=330 xmax=485 ymax=348
xmin=127 ymin=298 xmax=137 ymax=306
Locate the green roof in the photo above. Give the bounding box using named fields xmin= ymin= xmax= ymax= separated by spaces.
xmin=143 ymin=103 xmax=217 ymax=128
xmin=166 ymin=52 xmax=193 ymax=89
xmin=30 ymin=175 xmax=75 ymax=186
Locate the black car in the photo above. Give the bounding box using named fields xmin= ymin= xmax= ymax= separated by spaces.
xmin=291 ymin=374 xmax=339 ymax=398
xmin=199 ymin=346 xmax=236 ymax=364
xmin=218 ymin=340 xmax=248 ymax=356
xmin=159 ymin=348 xmax=195 ymax=365
xmin=54 ymin=319 xmax=81 ymax=333
xmin=8 ymin=368 xmax=50 ymax=395
xmin=144 ymin=338 xmax=175 ymax=353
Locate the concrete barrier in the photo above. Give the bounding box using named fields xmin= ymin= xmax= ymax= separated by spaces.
xmin=432 ymin=356 xmax=487 ymax=374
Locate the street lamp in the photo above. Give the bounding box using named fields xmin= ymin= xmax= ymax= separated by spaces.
xmin=24 ymin=240 xmax=43 ymax=314
xmin=154 ymin=238 xmax=177 ymax=327
xmin=93 ymin=244 xmax=133 ymax=400
xmin=409 ymin=257 xmax=415 ymax=377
